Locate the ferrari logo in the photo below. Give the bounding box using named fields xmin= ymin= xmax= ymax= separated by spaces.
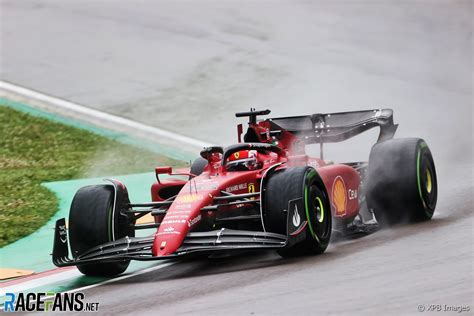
xmin=234 ymin=152 xmax=239 ymax=159
xmin=248 ymin=183 xmax=255 ymax=193
xmin=332 ymin=176 xmax=347 ymax=216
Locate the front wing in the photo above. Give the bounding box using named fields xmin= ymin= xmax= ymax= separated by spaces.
xmin=52 ymin=218 xmax=287 ymax=267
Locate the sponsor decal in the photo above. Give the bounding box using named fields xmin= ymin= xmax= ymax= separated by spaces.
xmin=225 ymin=183 xmax=248 ymax=193
xmin=175 ymin=204 xmax=192 ymax=210
xmin=175 ymin=194 xmax=204 ymax=204
xmin=188 ymin=214 xmax=202 ymax=227
xmin=286 ymin=199 xmax=306 ymax=237
xmin=157 ymin=226 xmax=180 ymax=235
xmin=332 ymin=176 xmax=347 ymax=216
xmin=247 ymin=182 xmax=257 ymax=200
xmin=58 ymin=224 xmax=67 ymax=243
xmin=248 ymin=183 xmax=256 ymax=193
xmin=348 ymin=188 xmax=358 ymax=200
xmin=157 ymin=231 xmax=180 ymax=236
xmin=161 ymin=219 xmax=187 ymax=225
xmin=292 ymin=205 xmax=301 ymax=227
xmin=3 ymin=292 xmax=99 ymax=312
xmin=160 ymin=241 xmax=166 ymax=249
xmin=170 ymin=210 xmax=192 ymax=215
xmin=195 ymin=183 xmax=218 ymax=191
xmin=163 ymin=214 xmax=191 ymax=219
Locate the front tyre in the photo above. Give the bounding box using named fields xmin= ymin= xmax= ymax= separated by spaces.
xmin=190 ymin=157 xmax=208 ymax=179
xmin=263 ymin=167 xmax=332 ymax=257
xmin=69 ymin=185 xmax=134 ymax=276
xmin=366 ymin=138 xmax=437 ymax=226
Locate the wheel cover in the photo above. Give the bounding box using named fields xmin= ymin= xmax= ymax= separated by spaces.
xmin=425 ymin=169 xmax=432 ymax=194
xmin=315 ymin=197 xmax=324 ymax=223
xmin=305 ymin=179 xmax=330 ymax=242
xmin=416 ymin=142 xmax=437 ymax=212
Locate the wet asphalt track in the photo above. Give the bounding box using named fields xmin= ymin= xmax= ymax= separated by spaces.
xmin=1 ymin=1 xmax=472 ymax=314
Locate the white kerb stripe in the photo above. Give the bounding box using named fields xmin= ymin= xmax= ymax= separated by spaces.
xmin=2 ymin=263 xmax=173 ymax=295
xmin=64 ymin=262 xmax=174 ymax=294
xmin=2 ymin=269 xmax=83 ymax=294
xmin=0 ymin=81 xmax=212 ymax=149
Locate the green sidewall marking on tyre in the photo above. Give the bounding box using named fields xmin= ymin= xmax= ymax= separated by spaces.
xmin=304 ymin=170 xmax=319 ymax=242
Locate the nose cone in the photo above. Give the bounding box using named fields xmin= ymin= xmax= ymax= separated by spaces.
xmin=152 ymin=184 xmax=215 ymax=257
xmin=152 ymin=222 xmax=188 ymax=256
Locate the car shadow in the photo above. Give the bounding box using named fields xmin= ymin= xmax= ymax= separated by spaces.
xmin=106 ymin=208 xmax=462 ymax=287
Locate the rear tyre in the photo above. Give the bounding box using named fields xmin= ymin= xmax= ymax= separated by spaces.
xmin=69 ymin=185 xmax=134 ymax=276
xmin=366 ymin=138 xmax=437 ymax=226
xmin=263 ymin=167 xmax=331 ymax=257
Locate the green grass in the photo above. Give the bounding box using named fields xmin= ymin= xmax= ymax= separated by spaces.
xmin=0 ymin=105 xmax=183 ymax=247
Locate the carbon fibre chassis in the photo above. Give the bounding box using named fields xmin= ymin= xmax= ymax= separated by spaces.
xmin=52 ymin=218 xmax=287 ymax=266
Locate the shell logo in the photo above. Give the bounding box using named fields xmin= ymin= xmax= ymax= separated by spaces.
xmin=332 ymin=176 xmax=347 ymax=216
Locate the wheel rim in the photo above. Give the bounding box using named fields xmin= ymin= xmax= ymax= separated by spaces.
xmin=304 ymin=170 xmax=331 ymax=244
xmin=417 ymin=143 xmax=437 ymax=213
xmin=314 ymin=197 xmax=324 ymax=223
xmin=425 ymin=169 xmax=432 ymax=194
xmin=306 ymin=184 xmax=330 ymax=241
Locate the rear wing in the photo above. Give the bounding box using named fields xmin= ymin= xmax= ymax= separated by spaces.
xmin=268 ymin=109 xmax=398 ymax=144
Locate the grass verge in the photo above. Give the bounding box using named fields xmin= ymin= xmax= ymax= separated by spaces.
xmin=0 ymin=105 xmax=183 ymax=247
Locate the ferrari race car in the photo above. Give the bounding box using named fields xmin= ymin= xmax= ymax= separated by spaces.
xmin=53 ymin=109 xmax=438 ymax=276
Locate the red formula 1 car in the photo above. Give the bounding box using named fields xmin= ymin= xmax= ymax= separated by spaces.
xmin=53 ymin=109 xmax=438 ymax=276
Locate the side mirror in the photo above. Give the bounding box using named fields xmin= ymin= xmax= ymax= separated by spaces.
xmin=155 ymin=166 xmax=172 ymax=175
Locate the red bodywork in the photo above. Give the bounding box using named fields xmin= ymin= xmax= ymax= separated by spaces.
xmin=150 ymin=120 xmax=361 ymax=257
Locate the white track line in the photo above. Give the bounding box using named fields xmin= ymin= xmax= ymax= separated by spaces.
xmin=2 ymin=263 xmax=174 ymax=295
xmin=0 ymin=80 xmax=212 ymax=149
xmin=65 ymin=262 xmax=174 ymax=294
